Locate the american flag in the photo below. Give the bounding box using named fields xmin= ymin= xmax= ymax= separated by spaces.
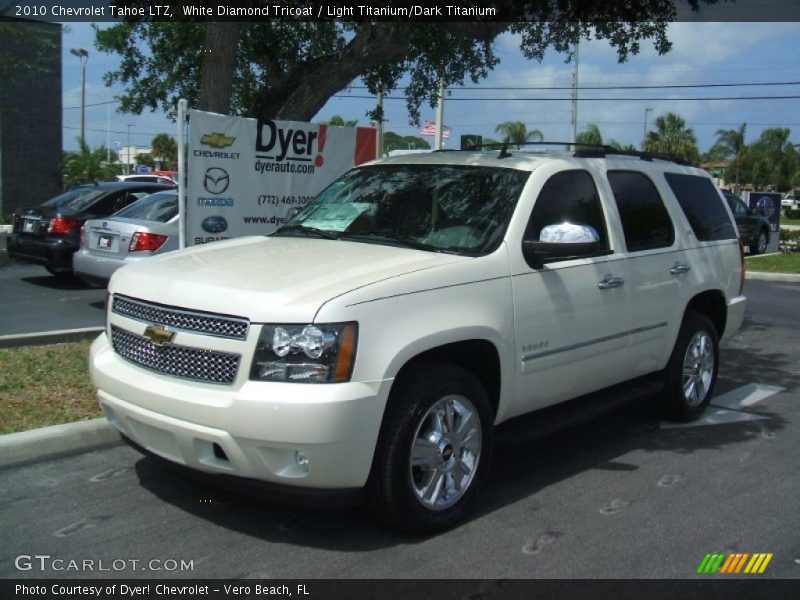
xmin=420 ymin=120 xmax=451 ymax=139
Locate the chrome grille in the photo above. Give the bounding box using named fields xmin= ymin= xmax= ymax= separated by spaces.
xmin=111 ymin=326 xmax=241 ymax=385
xmin=112 ymin=295 xmax=249 ymax=339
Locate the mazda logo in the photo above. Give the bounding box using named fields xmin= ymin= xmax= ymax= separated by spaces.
xmin=204 ymin=168 xmax=230 ymax=195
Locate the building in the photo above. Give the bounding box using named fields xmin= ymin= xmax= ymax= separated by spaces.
xmin=0 ymin=20 xmax=62 ymax=216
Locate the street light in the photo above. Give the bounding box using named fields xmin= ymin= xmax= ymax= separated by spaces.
xmin=642 ymin=107 xmax=653 ymax=150
xmin=70 ymin=48 xmax=89 ymax=147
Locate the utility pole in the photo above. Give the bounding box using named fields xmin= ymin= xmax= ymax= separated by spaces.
xmin=70 ymin=48 xmax=89 ymax=147
xmin=643 ymin=107 xmax=653 ymax=150
xmin=570 ymin=41 xmax=580 ymax=145
xmin=435 ymin=79 xmax=445 ymax=151
xmin=126 ymin=123 xmax=134 ymax=174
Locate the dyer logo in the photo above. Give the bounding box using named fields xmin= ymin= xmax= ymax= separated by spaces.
xmin=201 ymin=216 xmax=228 ymax=233
xmin=256 ymin=119 xmax=328 ymax=167
xmin=204 ymin=168 xmax=230 ymax=194
xmin=697 ymin=552 xmax=773 ymax=574
xmin=201 ymin=133 xmax=235 ymax=149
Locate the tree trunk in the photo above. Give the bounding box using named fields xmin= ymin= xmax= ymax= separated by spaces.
xmin=198 ymin=23 xmax=241 ymax=114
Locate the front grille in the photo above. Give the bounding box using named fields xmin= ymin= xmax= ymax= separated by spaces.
xmin=111 ymin=325 xmax=241 ymax=385
xmin=112 ymin=295 xmax=249 ymax=340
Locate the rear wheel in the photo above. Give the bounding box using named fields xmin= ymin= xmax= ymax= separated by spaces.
xmin=751 ymin=230 xmax=769 ymax=255
xmin=367 ymin=362 xmax=493 ymax=533
xmin=660 ymin=311 xmax=719 ymax=421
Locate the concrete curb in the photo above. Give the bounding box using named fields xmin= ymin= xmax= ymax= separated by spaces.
xmin=0 ymin=326 xmax=104 ymax=348
xmin=0 ymin=224 xmax=11 ymax=233
xmin=746 ymin=271 xmax=800 ymax=282
xmin=0 ymin=418 xmax=120 ymax=468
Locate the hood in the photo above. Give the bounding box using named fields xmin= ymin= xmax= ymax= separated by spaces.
xmin=109 ymin=235 xmax=468 ymax=322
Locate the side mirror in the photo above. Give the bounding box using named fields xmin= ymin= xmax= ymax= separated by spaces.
xmin=522 ymin=222 xmax=601 ymax=269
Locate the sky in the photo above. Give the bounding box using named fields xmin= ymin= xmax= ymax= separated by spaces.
xmin=60 ymin=19 xmax=800 ymax=155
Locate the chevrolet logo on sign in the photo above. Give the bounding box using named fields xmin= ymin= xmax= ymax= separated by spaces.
xmin=200 ymin=133 xmax=235 ymax=148
xmin=143 ymin=325 xmax=175 ymax=346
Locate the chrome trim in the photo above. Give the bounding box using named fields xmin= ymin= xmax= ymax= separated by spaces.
xmin=112 ymin=294 xmax=249 ymax=340
xmin=521 ymin=322 xmax=668 ymax=362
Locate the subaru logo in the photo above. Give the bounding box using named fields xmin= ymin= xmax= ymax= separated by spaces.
xmin=203 ymin=167 xmax=230 ymax=195
xmin=202 ymin=215 xmax=228 ymax=233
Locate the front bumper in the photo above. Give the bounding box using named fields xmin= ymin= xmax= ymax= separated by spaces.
xmin=90 ymin=334 xmax=391 ymax=491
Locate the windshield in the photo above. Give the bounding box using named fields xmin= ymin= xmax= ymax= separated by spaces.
xmin=274 ymin=164 xmax=530 ymax=256
xmin=113 ymin=192 xmax=178 ymax=222
xmin=43 ymin=188 xmax=107 ymax=212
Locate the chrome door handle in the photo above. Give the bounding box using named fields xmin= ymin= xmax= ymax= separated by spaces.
xmin=598 ymin=276 xmax=625 ymax=289
xmin=670 ymin=263 xmax=691 ymax=275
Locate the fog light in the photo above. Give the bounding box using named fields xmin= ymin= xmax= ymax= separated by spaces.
xmin=295 ymin=451 xmax=310 ymax=473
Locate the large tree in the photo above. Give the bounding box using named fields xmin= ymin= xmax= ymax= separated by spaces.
xmin=644 ymin=112 xmax=699 ymax=164
xmin=576 ymin=123 xmax=604 ymax=147
xmin=712 ymin=123 xmax=747 ymax=187
xmin=94 ymin=2 xmax=721 ymax=124
xmin=150 ymin=133 xmax=177 ymax=169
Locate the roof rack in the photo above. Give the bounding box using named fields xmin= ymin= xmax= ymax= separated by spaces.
xmin=474 ymin=141 xmax=692 ymax=166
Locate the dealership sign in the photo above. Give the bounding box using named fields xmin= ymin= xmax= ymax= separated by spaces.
xmin=186 ymin=109 xmax=376 ymax=246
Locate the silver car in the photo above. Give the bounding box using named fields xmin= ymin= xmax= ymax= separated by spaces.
xmin=74 ymin=190 xmax=179 ymax=286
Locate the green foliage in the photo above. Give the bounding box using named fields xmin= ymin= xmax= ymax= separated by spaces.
xmin=327 ymin=115 xmax=358 ymax=127
xmin=784 ymin=209 xmax=800 ymax=220
xmin=61 ymin=140 xmax=118 ymax=188
xmin=151 ymin=133 xmax=177 ymax=169
xmin=576 ymin=123 xmax=603 ymax=147
xmin=644 ymin=112 xmax=700 ymax=164
xmin=93 ymin=3 xmax=715 ymax=124
xmin=135 ymin=153 xmax=155 ymax=168
xmin=495 ymin=121 xmax=544 ymax=149
xmin=383 ymin=131 xmax=431 ymax=153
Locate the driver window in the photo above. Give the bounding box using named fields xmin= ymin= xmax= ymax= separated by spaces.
xmin=525 ymin=170 xmax=609 ymax=252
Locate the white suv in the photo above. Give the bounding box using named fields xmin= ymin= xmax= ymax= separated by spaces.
xmin=90 ymin=148 xmax=747 ymax=532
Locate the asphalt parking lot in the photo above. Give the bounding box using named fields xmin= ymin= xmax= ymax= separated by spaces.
xmin=0 ymin=265 xmax=798 ymax=579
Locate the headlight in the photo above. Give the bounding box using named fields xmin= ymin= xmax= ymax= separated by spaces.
xmin=250 ymin=322 xmax=358 ymax=383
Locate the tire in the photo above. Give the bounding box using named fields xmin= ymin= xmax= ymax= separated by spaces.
xmin=367 ymin=362 xmax=493 ymax=533
xmin=660 ymin=311 xmax=719 ymax=422
xmin=750 ymin=230 xmax=769 ymax=255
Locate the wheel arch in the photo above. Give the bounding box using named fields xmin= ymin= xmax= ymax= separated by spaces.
xmin=685 ymin=290 xmax=727 ymax=339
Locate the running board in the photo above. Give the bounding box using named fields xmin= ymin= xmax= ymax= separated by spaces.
xmin=494 ymin=376 xmax=664 ymax=445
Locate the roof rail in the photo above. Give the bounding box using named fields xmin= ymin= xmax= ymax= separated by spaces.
xmin=474 ymin=141 xmax=693 ymax=166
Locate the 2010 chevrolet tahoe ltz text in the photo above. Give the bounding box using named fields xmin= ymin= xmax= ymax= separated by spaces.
xmin=90 ymin=149 xmax=747 ymax=532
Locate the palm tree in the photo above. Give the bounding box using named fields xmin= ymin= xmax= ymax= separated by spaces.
xmin=62 ymin=139 xmax=117 ymax=188
xmin=151 ymin=133 xmax=178 ymax=170
xmin=713 ymin=123 xmax=746 ymax=186
xmin=495 ymin=121 xmax=543 ymax=149
xmin=575 ymin=123 xmax=603 ymax=147
xmin=644 ymin=113 xmax=699 ymax=164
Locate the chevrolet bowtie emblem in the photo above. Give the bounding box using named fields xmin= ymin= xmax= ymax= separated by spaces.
xmin=143 ymin=325 xmax=175 ymax=346
xmin=200 ymin=132 xmax=235 ymax=148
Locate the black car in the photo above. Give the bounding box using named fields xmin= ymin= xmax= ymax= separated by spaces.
xmin=7 ymin=182 xmax=175 ymax=276
xmin=722 ymin=191 xmax=772 ymax=255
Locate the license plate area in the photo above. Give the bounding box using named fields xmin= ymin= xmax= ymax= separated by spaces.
xmin=22 ymin=219 xmax=35 ymax=233
xmin=97 ymin=234 xmax=114 ymax=250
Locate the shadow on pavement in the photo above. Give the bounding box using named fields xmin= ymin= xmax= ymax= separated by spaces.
xmin=21 ymin=275 xmax=93 ymax=291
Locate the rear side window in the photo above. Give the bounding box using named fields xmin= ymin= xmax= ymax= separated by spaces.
xmin=114 ymin=192 xmax=178 ymax=222
xmin=664 ymin=173 xmax=737 ymax=241
xmin=608 ymin=171 xmax=674 ymax=252
xmin=526 ymin=170 xmax=609 ymax=252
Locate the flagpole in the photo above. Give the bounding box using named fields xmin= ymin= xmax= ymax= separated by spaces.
xmin=435 ymin=79 xmax=445 ymax=151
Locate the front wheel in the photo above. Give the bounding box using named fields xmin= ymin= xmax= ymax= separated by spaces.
xmin=660 ymin=311 xmax=719 ymax=422
xmin=367 ymin=362 xmax=493 ymax=533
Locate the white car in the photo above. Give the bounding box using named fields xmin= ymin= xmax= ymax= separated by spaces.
xmin=90 ymin=149 xmax=746 ymax=532
xmin=781 ymin=195 xmax=798 ymax=210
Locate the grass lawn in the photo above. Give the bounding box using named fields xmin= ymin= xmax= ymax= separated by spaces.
xmin=782 ymin=217 xmax=800 ymax=227
xmin=0 ymin=340 xmax=100 ymax=434
xmin=746 ymin=252 xmax=800 ymax=274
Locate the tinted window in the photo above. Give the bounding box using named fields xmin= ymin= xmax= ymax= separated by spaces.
xmin=114 ymin=192 xmax=178 ymax=222
xmin=278 ymin=165 xmax=530 ymax=256
xmin=665 ymin=173 xmax=737 ymax=241
xmin=608 ymin=171 xmax=674 ymax=252
xmin=526 ymin=170 xmax=609 ymax=252
xmin=43 ymin=187 xmax=104 ymax=210
xmin=724 ymin=193 xmax=749 ymax=217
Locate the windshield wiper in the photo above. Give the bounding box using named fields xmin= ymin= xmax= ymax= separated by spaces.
xmin=340 ymin=231 xmax=443 ymax=253
xmin=273 ymin=224 xmax=340 ymax=240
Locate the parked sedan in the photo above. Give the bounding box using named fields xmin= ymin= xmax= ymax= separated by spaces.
xmin=74 ymin=189 xmax=179 ymax=286
xmin=7 ymin=182 xmax=174 ymax=276
xmin=723 ymin=191 xmax=772 ymax=255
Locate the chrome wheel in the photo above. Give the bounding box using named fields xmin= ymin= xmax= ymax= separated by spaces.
xmin=409 ymin=394 xmax=482 ymax=510
xmin=682 ymin=331 xmax=715 ymax=407
xmin=757 ymin=232 xmax=768 ymax=254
